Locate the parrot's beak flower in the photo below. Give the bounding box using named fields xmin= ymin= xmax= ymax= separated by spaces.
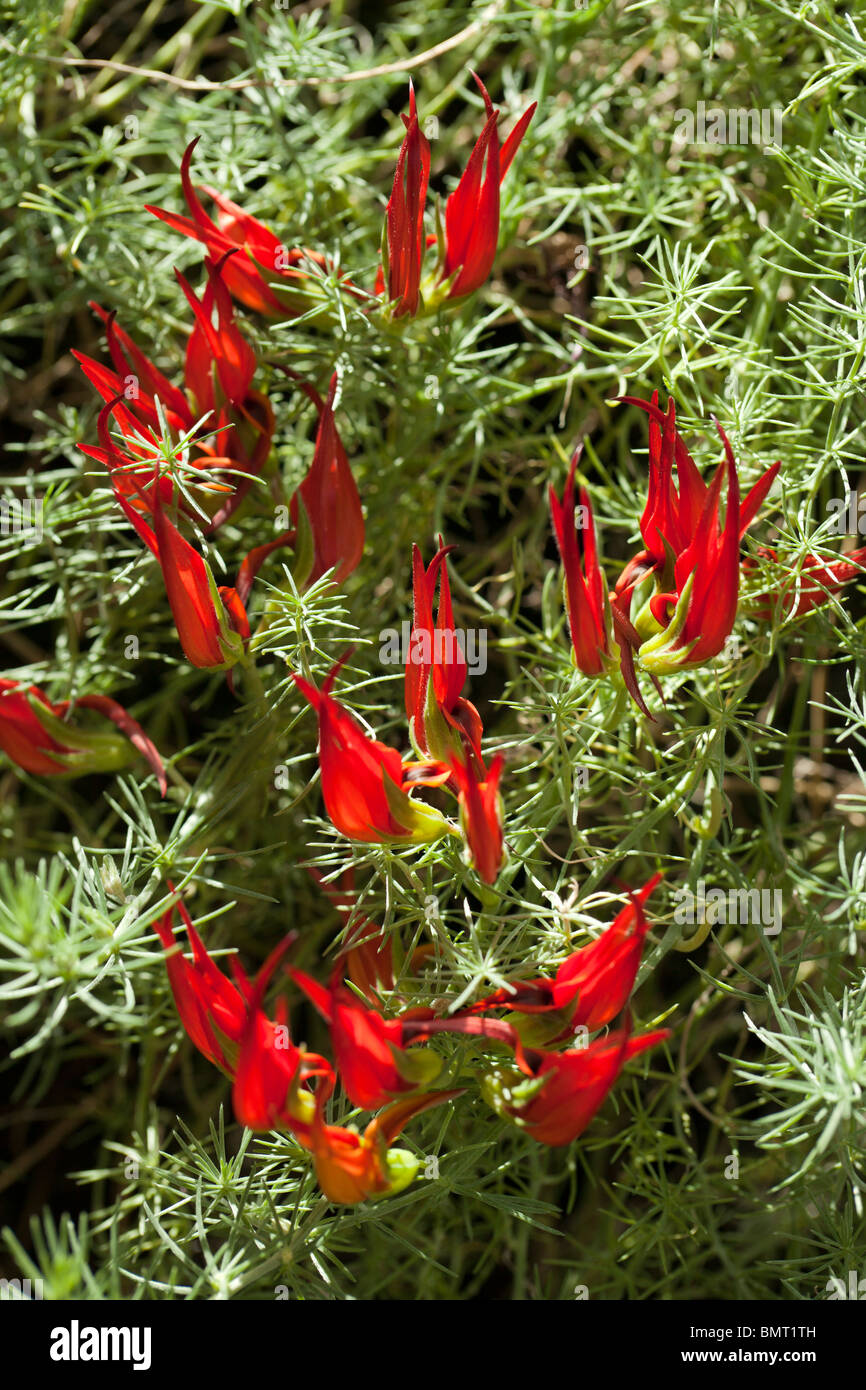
xmin=74 ymin=253 xmax=274 ymax=532
xmin=175 ymin=254 xmax=257 ymax=416
xmin=289 ymin=966 xmax=441 ymax=1111
xmin=0 ymin=680 xmax=166 ymax=794
xmin=112 ymin=453 xmax=250 ymax=671
xmin=483 ymin=1025 xmax=670 ymax=1147
xmin=745 ymin=544 xmax=866 ymax=620
xmin=146 ymin=138 xmax=359 ymax=318
xmin=153 ymin=892 xmax=249 ymax=1074
xmin=152 ymin=889 xmax=293 ymax=1074
xmin=610 ymin=395 xmax=780 ymax=686
xmin=405 ymin=538 xmax=484 ymax=768
xmin=231 ymin=971 xmax=330 ymax=1135
xmin=622 ymin=392 xmax=780 ymax=572
xmin=378 ymin=77 xmax=536 ymax=317
xmin=382 ymin=81 xmax=431 ymax=319
xmin=440 ymin=74 xmax=536 ymax=301
xmin=308 ymin=1078 xmax=463 ymax=1206
xmin=236 ymin=372 xmax=365 ymax=603
xmin=292 ymin=657 xmax=452 ymax=844
xmin=549 ymin=446 xmax=616 ymax=679
xmin=153 ymin=893 xmax=326 ymax=1131
xmin=464 ymin=872 xmax=663 ymax=1036
xmin=637 ymin=420 xmax=744 ymax=673
xmin=449 ymin=751 xmax=505 ymax=885
xmin=291 ymin=374 xmax=365 ymax=588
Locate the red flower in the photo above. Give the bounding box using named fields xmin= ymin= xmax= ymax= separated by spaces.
xmin=466 ymin=873 xmax=662 ymax=1032
xmin=618 ymin=396 xmax=780 ymax=674
xmin=450 ymin=751 xmax=505 ymax=884
xmin=497 ymin=1027 xmax=670 ymax=1147
xmin=289 ymin=967 xmax=440 ymax=1111
xmin=622 ymin=393 xmax=780 ymax=571
xmin=440 ymin=76 xmax=536 ymax=300
xmin=231 ymin=994 xmax=304 ymax=1130
xmin=383 ymin=82 xmax=431 ymax=318
xmin=644 ymin=422 xmax=742 ymax=669
xmin=608 ymin=400 xmax=778 ymax=675
xmin=405 ymin=539 xmax=484 ymax=767
xmin=146 ymin=139 xmax=351 ymax=318
xmin=153 ymin=889 xmax=327 ymax=1131
xmin=377 ymin=78 xmax=535 ymax=314
xmin=74 ymin=256 xmax=274 ymax=532
xmin=153 ymin=890 xmax=269 ymax=1073
xmin=0 ymin=679 xmax=166 ymax=793
xmin=292 ymin=659 xmax=451 ymax=843
xmin=176 ymin=256 xmax=257 ymax=417
xmin=112 ymin=455 xmax=250 ymax=670
xmin=231 ymin=977 xmax=330 ymax=1135
xmin=236 ymin=373 xmax=364 ymax=605
xmin=549 ymin=447 xmax=614 ymax=677
xmin=292 ymin=374 xmax=365 ymax=587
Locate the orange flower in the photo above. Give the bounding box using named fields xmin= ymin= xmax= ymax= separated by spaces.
xmin=308 ymin=1076 xmax=462 ymax=1206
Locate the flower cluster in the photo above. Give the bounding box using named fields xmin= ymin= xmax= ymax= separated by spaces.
xmin=71 ymin=260 xmax=364 ymax=674
xmin=4 ymin=71 xmax=865 ymax=1211
xmin=551 ymin=397 xmax=777 ymax=716
xmin=154 ymin=871 xmax=668 ymax=1202
xmin=549 ymin=395 xmax=866 ymax=717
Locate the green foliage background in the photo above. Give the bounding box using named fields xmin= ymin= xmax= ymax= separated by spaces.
xmin=1 ymin=0 xmax=865 ymax=1299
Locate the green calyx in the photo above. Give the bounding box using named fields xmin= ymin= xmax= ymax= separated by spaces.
xmin=637 ymin=571 xmax=701 ymax=676
xmin=381 ymin=769 xmax=452 ymax=843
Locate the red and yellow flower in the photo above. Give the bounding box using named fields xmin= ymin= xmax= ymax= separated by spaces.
xmin=483 ymin=1026 xmax=670 ymax=1147
xmin=619 ymin=395 xmax=780 ymax=676
xmin=465 ymin=873 xmax=662 ymax=1035
xmin=292 ymin=658 xmax=452 ymax=843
